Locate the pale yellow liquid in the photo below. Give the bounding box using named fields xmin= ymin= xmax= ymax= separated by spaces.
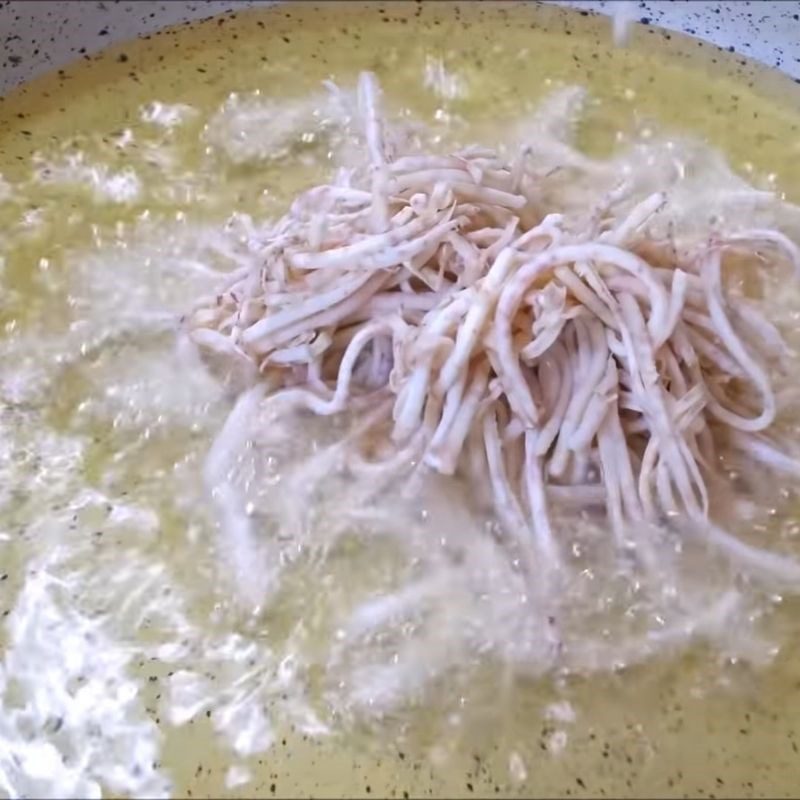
xmin=2 ymin=3 xmax=800 ymax=797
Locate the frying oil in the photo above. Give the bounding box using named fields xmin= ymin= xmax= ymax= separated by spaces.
xmin=1 ymin=3 xmax=800 ymax=797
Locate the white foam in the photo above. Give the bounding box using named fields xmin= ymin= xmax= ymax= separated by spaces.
xmin=423 ymin=56 xmax=467 ymax=101
xmin=167 ymin=671 xmax=213 ymax=726
xmin=140 ymin=101 xmax=198 ymax=128
xmin=0 ymin=564 xmax=170 ymax=798
xmin=34 ymin=152 xmax=142 ymax=203
xmin=204 ymin=91 xmax=339 ymax=164
xmin=225 ymin=765 xmax=252 ymax=790
xmin=544 ymin=700 xmax=576 ymax=724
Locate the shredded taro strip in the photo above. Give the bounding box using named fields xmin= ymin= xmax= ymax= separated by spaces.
xmin=188 ymin=72 xmax=800 ymax=589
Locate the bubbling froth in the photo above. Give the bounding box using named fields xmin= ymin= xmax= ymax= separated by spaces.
xmin=185 ymin=72 xmax=800 ymax=715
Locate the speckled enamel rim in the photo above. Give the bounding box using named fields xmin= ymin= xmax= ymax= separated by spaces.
xmin=1 ymin=0 xmax=799 ymax=97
